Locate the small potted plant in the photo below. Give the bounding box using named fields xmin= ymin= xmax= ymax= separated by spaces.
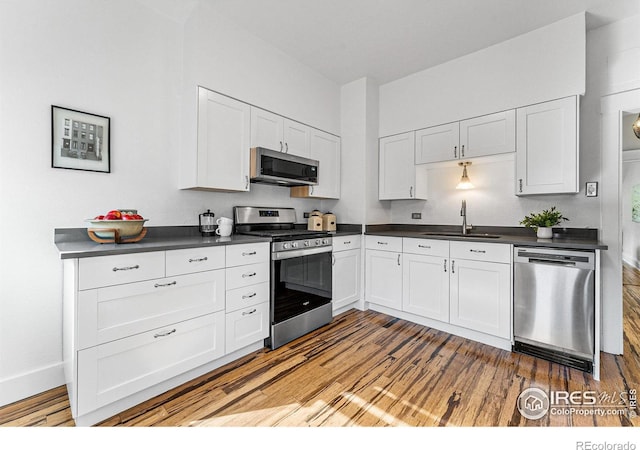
xmin=520 ymin=206 xmax=569 ymax=239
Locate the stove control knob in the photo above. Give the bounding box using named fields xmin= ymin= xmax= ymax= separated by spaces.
xmin=304 ymin=241 xmax=310 ymax=247
xmin=322 ymin=239 xmax=329 ymax=245
xmin=315 ymin=239 xmax=321 ymax=245
xmin=291 ymin=242 xmax=299 ymax=248
xmin=282 ymin=243 xmax=290 ymax=249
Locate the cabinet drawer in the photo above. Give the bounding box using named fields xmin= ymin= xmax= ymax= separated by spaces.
xmin=77 ymin=311 xmax=225 ymax=416
xmin=226 ymin=281 xmax=270 ymax=313
xmin=226 ymin=262 xmax=270 ymax=290
xmin=225 ymin=301 xmax=269 ymax=353
xmin=165 ymin=246 xmax=225 ymax=276
xmin=332 ymin=234 xmax=361 ymax=252
xmin=226 ymin=242 xmax=270 ymax=267
xmin=365 ymin=235 xmax=402 ymax=252
xmin=450 ymin=241 xmax=511 ymax=264
xmin=77 ymin=269 xmax=226 ymax=349
xmin=79 ymin=252 xmax=165 ymax=290
xmin=403 ymin=238 xmax=449 ymax=257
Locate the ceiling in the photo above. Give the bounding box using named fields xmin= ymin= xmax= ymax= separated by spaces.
xmin=138 ymin=0 xmax=640 ymax=85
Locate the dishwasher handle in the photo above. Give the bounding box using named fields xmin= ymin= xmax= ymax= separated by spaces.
xmin=515 ymin=248 xmax=595 ymax=270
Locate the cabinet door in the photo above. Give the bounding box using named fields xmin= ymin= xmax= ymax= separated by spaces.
xmin=308 ymin=129 xmax=341 ymax=199
xmin=460 ymin=110 xmax=515 ymax=158
xmin=197 ymin=88 xmax=251 ymax=191
xmin=402 ymin=253 xmax=449 ymax=322
xmin=449 ymin=258 xmax=511 ymax=339
xmin=515 ymin=96 xmax=578 ymax=195
xmin=250 ymin=107 xmax=285 ymax=151
xmin=365 ymin=249 xmax=402 ymax=309
xmin=415 ymin=122 xmax=459 ymax=164
xmin=283 ymin=118 xmax=311 ymax=157
xmin=379 ymin=132 xmax=420 ymax=200
xmin=225 ymin=301 xmax=269 ymax=353
xmin=332 ymin=248 xmax=361 ymax=312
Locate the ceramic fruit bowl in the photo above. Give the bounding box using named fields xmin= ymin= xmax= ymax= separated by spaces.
xmin=86 ymin=219 xmax=148 ymax=239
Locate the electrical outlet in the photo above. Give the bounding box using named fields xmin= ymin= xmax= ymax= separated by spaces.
xmin=303 ymin=212 xmax=310 ymax=218
xmin=412 ymin=212 xmax=422 ymax=219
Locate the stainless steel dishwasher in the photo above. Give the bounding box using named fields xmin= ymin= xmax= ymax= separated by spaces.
xmin=513 ymin=247 xmax=595 ymax=373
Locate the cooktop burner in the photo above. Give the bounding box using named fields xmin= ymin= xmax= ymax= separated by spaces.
xmin=240 ymin=228 xmax=330 ymax=240
xmin=233 ymin=206 xmax=331 ymax=242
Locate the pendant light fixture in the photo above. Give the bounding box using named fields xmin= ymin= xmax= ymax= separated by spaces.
xmin=633 ymin=113 xmax=640 ymax=139
xmin=456 ymin=161 xmax=474 ymax=190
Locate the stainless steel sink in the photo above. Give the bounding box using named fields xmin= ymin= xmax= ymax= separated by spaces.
xmin=420 ymin=232 xmax=501 ymax=239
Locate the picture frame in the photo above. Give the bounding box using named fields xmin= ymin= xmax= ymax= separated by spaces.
xmin=51 ymin=105 xmax=110 ymax=173
xmin=586 ymin=181 xmax=598 ymax=197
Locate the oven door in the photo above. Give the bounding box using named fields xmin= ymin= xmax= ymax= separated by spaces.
xmin=272 ymin=248 xmax=332 ymax=324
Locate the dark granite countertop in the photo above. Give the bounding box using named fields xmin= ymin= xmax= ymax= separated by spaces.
xmin=364 ymin=224 xmax=607 ymax=251
xmin=55 ymin=226 xmax=272 ymax=259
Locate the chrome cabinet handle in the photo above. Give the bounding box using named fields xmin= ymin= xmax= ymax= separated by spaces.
xmin=397 ymin=254 xmax=401 ymax=265
xmin=280 ymin=141 xmax=283 ymax=152
xmin=154 ymin=281 xmax=177 ymax=288
xmin=285 ymin=142 xmax=289 ymax=153
xmin=519 ymin=179 xmax=523 ymax=193
xmin=377 ymin=241 xmax=388 ymax=245
xmin=332 ymin=254 xmax=336 ymax=266
xmin=188 ymin=257 xmax=208 ymax=263
xmin=245 ymin=175 xmax=249 ymax=190
xmin=454 ymin=146 xmax=457 ymax=158
xmin=242 ymin=251 xmax=257 ymax=256
xmin=469 ymin=249 xmax=486 ymax=254
xmin=344 ymin=241 xmax=351 ymax=245
xmin=444 ymin=259 xmax=447 ymax=272
xmin=410 ymin=186 xmax=413 ymax=197
xmin=242 ymin=272 xmax=257 ymax=278
xmin=242 ymin=292 xmax=257 ymax=299
xmin=418 ymin=244 xmax=431 ymax=249
xmin=242 ymin=308 xmax=257 ymax=316
xmin=310 ymin=186 xmax=314 ymax=195
xmin=451 ymin=260 xmax=455 ymax=273
xmin=461 ymin=144 xmax=465 ymax=157
xmin=154 ymin=329 xmax=176 ymax=338
xmin=112 ymin=264 xmax=139 ymax=272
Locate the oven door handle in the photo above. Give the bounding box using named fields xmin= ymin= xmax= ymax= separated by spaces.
xmin=273 ymin=246 xmax=333 ymax=260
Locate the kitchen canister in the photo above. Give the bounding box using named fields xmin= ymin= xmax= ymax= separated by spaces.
xmin=322 ymin=212 xmax=336 ymax=232
xmin=308 ymin=210 xmax=323 ymax=231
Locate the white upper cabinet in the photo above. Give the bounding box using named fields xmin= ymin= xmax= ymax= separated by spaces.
xmin=460 ymin=110 xmax=515 ymax=159
xmin=379 ymin=132 xmax=427 ymax=200
xmin=415 ymin=122 xmax=459 ymax=164
xmin=250 ymin=107 xmax=310 ymax=157
xmin=196 ymin=87 xmax=251 ymax=192
xmin=515 ymin=96 xmax=578 ymax=195
xmin=415 ymin=110 xmax=515 ymax=164
xmin=291 ymin=128 xmax=341 ymax=199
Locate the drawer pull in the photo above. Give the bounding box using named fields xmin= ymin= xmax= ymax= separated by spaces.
xmin=469 ymin=249 xmax=486 ymax=254
xmin=242 ymin=251 xmax=257 ymax=256
xmin=452 ymin=260 xmax=455 ymax=273
xmin=242 ymin=292 xmax=257 ymax=299
xmin=112 ymin=264 xmax=139 ymax=272
xmin=242 ymin=272 xmax=257 ymax=278
xmin=377 ymin=241 xmax=388 ymax=245
xmin=154 ymin=281 xmax=177 ymax=288
xmin=188 ymin=257 xmax=208 ymax=263
xmin=154 ymin=329 xmax=176 ymax=338
xmin=418 ymin=244 xmax=431 ymax=249
xmin=397 ymin=254 xmax=401 ymax=265
xmin=444 ymin=259 xmax=447 ymax=272
xmin=344 ymin=241 xmax=351 ymax=245
xmin=242 ymin=308 xmax=257 ymax=316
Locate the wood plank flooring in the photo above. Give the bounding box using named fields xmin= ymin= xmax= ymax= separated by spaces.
xmin=2 ymin=265 xmax=639 ymax=427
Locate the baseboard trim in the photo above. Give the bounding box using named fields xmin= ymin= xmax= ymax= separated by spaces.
xmin=0 ymin=362 xmax=65 ymax=407
xmin=622 ymin=255 xmax=640 ymax=269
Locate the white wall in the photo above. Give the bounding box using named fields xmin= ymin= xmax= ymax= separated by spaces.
xmin=379 ymin=13 xmax=586 ymax=137
xmin=0 ymin=0 xmax=339 ymax=405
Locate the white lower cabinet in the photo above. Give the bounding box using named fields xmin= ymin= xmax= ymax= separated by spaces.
xmin=402 ymin=252 xmax=450 ymax=322
xmin=77 ymin=312 xmax=225 ymax=416
xmin=64 ymin=242 xmax=270 ymax=426
xmin=332 ymin=235 xmax=361 ymax=313
xmin=365 ymin=236 xmax=403 ymax=309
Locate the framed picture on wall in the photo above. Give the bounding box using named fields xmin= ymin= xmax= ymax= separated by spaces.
xmin=51 ymin=105 xmax=111 ymax=173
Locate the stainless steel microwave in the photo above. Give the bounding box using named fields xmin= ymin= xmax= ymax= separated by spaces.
xmin=250 ymin=147 xmax=319 ymax=186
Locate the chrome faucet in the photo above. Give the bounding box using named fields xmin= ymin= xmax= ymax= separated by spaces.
xmin=461 ymin=200 xmax=472 ymax=235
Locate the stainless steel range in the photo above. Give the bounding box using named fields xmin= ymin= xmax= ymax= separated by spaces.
xmin=234 ymin=206 xmax=333 ymax=349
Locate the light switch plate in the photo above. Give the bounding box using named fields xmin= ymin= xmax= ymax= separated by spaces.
xmin=412 ymin=212 xmax=422 ymax=219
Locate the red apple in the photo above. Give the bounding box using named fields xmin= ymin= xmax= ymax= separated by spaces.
xmin=104 ymin=210 xmax=122 ymax=220
xmin=122 ymin=214 xmax=136 ymax=220
xmin=133 ymin=214 xmax=143 ymax=220
xmin=94 ymin=215 xmax=105 ymax=220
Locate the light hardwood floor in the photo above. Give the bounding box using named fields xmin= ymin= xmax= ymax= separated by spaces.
xmin=2 ymin=266 xmax=639 ymax=427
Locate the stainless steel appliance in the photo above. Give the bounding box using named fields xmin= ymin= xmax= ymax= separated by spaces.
xmin=250 ymin=147 xmax=319 ymax=186
xmin=513 ymin=247 xmax=595 ymax=372
xmin=234 ymin=206 xmax=332 ymax=349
